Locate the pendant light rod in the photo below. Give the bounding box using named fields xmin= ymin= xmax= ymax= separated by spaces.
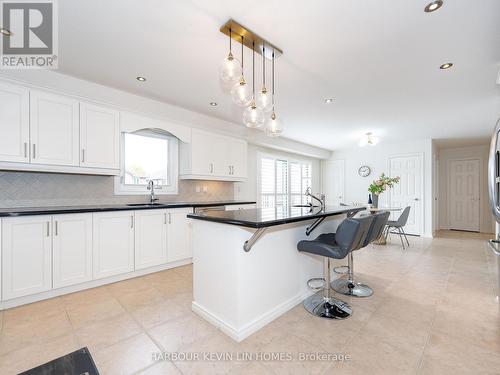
xmin=252 ymin=41 xmax=255 ymax=96
xmin=262 ymin=43 xmax=266 ymax=87
xmin=272 ymin=50 xmax=275 ymax=108
xmin=229 ymin=28 xmax=232 ymax=54
xmin=219 ymin=19 xmax=283 ymax=60
xmin=240 ymin=35 xmax=244 ymax=71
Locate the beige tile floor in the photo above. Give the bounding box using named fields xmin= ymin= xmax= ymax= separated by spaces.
xmin=0 ymin=230 xmax=498 ymax=375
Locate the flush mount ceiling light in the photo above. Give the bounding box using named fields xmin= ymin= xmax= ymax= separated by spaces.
xmin=439 ymin=62 xmax=453 ymax=70
xmin=424 ymin=0 xmax=443 ymax=12
xmin=136 ymin=76 xmax=146 ymax=82
xmin=359 ymin=132 xmax=379 ymax=147
xmin=324 ymin=98 xmax=334 ymax=104
xmin=209 ymin=102 xmax=218 ymax=107
xmin=0 ymin=27 xmax=12 ymax=36
xmin=220 ymin=19 xmax=284 ymax=136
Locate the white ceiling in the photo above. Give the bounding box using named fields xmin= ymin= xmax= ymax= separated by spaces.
xmin=58 ymin=0 xmax=500 ymax=151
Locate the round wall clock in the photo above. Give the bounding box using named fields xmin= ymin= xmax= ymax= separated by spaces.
xmin=358 ymin=165 xmax=371 ymax=177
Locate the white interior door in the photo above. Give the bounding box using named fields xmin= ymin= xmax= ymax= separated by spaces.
xmin=449 ymin=159 xmax=480 ymax=232
xmin=389 ymin=154 xmax=423 ymax=235
xmin=323 ymin=160 xmax=345 ymax=206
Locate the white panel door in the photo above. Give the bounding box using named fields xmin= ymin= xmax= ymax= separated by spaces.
xmin=30 ymin=90 xmax=79 ymax=166
xmin=52 ymin=213 xmax=93 ymax=288
xmin=93 ymin=211 xmax=135 ymax=279
xmin=134 ymin=210 xmax=168 ymax=270
xmin=323 ymin=160 xmax=345 ymax=206
xmin=80 ymin=103 xmax=120 ymax=169
xmin=0 ymin=82 xmax=30 ymax=163
xmin=2 ymin=216 xmax=52 ymax=299
xmin=167 ymin=208 xmax=192 ymax=262
xmin=389 ymin=154 xmax=423 ymax=235
xmin=449 ymin=159 xmax=480 ymax=231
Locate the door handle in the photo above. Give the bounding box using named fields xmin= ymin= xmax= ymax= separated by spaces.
xmin=46 ymin=221 xmax=50 ymax=237
xmin=229 ymin=166 xmax=231 ymax=175
xmin=164 ymin=213 xmax=167 ymax=224
xmin=210 ymin=163 xmax=214 ymax=174
xmin=32 ymin=144 xmax=36 ymax=159
xmin=24 ymin=142 xmax=27 ymax=158
xmin=55 ymin=221 xmax=58 ymax=236
xmin=131 ymin=215 xmax=134 ymax=229
xmin=414 ymin=198 xmax=419 ymax=201
xmin=82 ymin=149 xmax=85 ymax=163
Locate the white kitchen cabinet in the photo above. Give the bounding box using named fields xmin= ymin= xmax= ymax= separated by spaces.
xmin=52 ymin=213 xmax=93 ymax=289
xmin=0 ymin=83 xmax=30 ymax=163
xmin=180 ymin=128 xmax=247 ymax=181
xmin=29 ymin=90 xmax=80 ymax=166
xmin=80 ymin=103 xmax=120 ymax=170
xmin=93 ymin=211 xmax=135 ymax=279
xmin=167 ymin=208 xmax=192 ymax=262
xmin=2 ymin=216 xmax=52 ymax=300
xmin=134 ymin=210 xmax=168 ymax=270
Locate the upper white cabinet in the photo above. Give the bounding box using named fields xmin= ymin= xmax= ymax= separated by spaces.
xmin=93 ymin=211 xmax=135 ymax=280
xmin=52 ymin=213 xmax=93 ymax=289
xmin=30 ymin=90 xmax=80 ymax=166
xmin=134 ymin=209 xmax=168 ymax=270
xmin=2 ymin=216 xmax=52 ymax=300
xmin=167 ymin=207 xmax=192 ymax=262
xmin=180 ymin=128 xmax=248 ymax=181
xmin=80 ymin=103 xmax=120 ymax=170
xmin=0 ymin=83 xmax=30 ymax=163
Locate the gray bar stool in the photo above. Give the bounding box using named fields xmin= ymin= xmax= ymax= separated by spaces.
xmin=297 ymin=215 xmax=373 ymax=319
xmin=331 ymin=211 xmax=390 ymax=297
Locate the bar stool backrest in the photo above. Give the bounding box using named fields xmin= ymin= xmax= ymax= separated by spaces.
xmin=335 ymin=215 xmax=373 ymax=257
xmin=363 ymin=211 xmax=390 ymax=247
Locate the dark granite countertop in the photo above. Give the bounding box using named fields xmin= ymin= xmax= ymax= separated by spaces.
xmin=0 ymin=200 xmax=256 ymax=217
xmin=187 ymin=206 xmax=366 ymax=228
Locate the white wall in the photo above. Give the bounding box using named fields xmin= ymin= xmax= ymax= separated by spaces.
xmin=234 ymin=144 xmax=322 ymax=202
xmin=325 ymin=139 xmax=434 ymax=237
xmin=438 ymin=145 xmax=494 ymax=233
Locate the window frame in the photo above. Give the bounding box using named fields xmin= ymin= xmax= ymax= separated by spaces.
xmin=257 ymin=151 xmax=313 ymax=209
xmin=114 ymin=130 xmax=179 ymax=195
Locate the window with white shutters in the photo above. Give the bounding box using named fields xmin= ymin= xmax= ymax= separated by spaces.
xmin=259 ymin=154 xmax=312 ymax=210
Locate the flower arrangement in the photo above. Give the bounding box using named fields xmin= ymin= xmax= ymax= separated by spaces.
xmin=368 ymin=173 xmax=400 ymax=196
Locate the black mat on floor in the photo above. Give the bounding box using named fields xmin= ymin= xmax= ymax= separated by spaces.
xmin=18 ymin=347 xmax=99 ymax=375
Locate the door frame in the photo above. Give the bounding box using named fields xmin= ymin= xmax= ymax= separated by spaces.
xmin=387 ymin=152 xmax=425 ymax=236
xmin=447 ymin=157 xmax=481 ymax=232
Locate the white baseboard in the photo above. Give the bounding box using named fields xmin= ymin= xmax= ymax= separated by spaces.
xmin=192 ymin=289 xmax=312 ymax=342
xmin=0 ymin=258 xmax=192 ymax=310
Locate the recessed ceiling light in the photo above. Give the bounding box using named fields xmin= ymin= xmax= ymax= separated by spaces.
xmin=439 ymin=63 xmax=453 ymax=70
xmin=136 ymin=76 xmax=146 ymax=82
xmin=0 ymin=28 xmax=12 ymax=36
xmin=324 ymin=98 xmax=334 ymax=104
xmin=424 ymin=1 xmax=443 ymax=12
xmin=209 ymin=102 xmax=218 ymax=107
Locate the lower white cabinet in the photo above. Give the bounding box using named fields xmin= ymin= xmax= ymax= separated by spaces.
xmin=52 ymin=213 xmax=93 ymax=289
xmin=93 ymin=211 xmax=135 ymax=279
xmin=167 ymin=208 xmax=192 ymax=262
xmin=134 ymin=210 xmax=168 ymax=270
xmin=2 ymin=216 xmax=52 ymax=300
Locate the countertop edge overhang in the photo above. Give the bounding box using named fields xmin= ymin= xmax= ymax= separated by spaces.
xmin=0 ymin=201 xmax=257 ymax=217
xmin=187 ymin=207 xmax=366 ymax=229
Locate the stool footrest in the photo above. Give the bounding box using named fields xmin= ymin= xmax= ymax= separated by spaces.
xmin=333 ymin=265 xmax=349 ymax=274
xmin=307 ymin=277 xmax=325 ymax=291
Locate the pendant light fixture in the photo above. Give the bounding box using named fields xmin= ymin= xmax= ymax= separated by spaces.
xmin=243 ymin=41 xmax=265 ymax=128
xmin=219 ymin=28 xmax=242 ymax=85
xmin=256 ymin=43 xmax=273 ymax=112
xmin=265 ymin=50 xmax=283 ymax=137
xmin=230 ymin=35 xmax=252 ymax=107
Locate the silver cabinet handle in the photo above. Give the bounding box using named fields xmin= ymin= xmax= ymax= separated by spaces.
xmin=168 ymin=213 xmax=172 ymax=224
xmin=82 ymin=149 xmax=85 ymax=163
xmin=24 ymin=142 xmax=27 ymax=158
xmin=164 ymin=213 xmax=167 ymax=224
xmin=32 ymin=144 xmax=36 ymax=159
xmin=46 ymin=221 xmax=50 ymax=237
xmin=210 ymin=163 xmax=214 ymax=174
xmin=55 ymin=221 xmax=58 ymax=236
xmin=131 ymin=215 xmax=134 ymax=228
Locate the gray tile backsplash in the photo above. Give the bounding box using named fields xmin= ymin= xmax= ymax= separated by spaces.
xmin=0 ymin=171 xmax=235 ymax=208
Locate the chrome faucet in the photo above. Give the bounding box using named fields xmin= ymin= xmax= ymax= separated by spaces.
xmin=147 ymin=180 xmax=159 ymax=204
xmin=305 ymin=187 xmax=326 ymax=211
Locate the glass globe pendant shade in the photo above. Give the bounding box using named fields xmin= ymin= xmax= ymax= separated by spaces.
xmin=255 ymin=86 xmax=273 ymax=112
xmin=243 ymin=100 xmax=265 ymax=128
xmin=231 ymin=77 xmax=252 ymax=107
xmin=219 ymin=52 xmax=242 ymax=85
xmin=265 ymin=111 xmax=283 ymax=137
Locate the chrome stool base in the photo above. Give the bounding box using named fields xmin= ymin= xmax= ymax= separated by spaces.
xmin=303 ymin=291 xmax=352 ymax=320
xmin=331 ymin=278 xmax=373 ymax=298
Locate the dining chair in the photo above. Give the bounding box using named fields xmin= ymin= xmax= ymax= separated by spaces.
xmin=384 ymin=206 xmax=411 ymax=249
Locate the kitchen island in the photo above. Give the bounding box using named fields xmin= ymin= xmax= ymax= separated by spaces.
xmin=188 ymin=205 xmax=365 ymax=341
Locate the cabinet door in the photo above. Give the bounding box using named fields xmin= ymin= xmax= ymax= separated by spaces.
xmin=80 ymin=103 xmax=120 ymax=169
xmin=2 ymin=216 xmax=52 ymax=300
xmin=0 ymin=83 xmax=30 ymax=163
xmin=134 ymin=210 xmax=168 ymax=270
xmin=227 ymin=139 xmax=247 ymax=178
xmin=52 ymin=213 xmax=92 ymax=289
xmin=166 ymin=208 xmax=192 ymax=262
xmin=30 ymin=90 xmax=79 ymax=166
xmin=93 ymin=211 xmax=135 ymax=279
xmin=190 ymin=129 xmax=214 ymax=175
